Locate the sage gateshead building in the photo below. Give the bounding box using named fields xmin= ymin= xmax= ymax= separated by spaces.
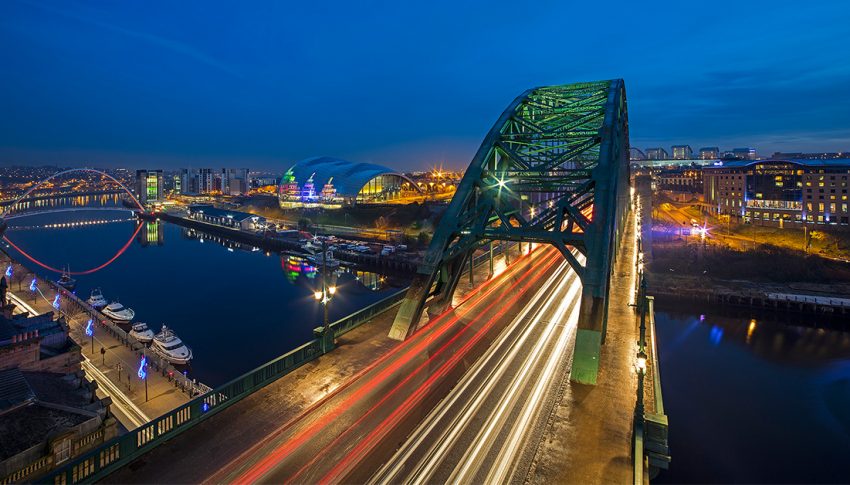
xmin=278 ymin=156 xmax=422 ymax=208
xmin=703 ymin=159 xmax=850 ymax=226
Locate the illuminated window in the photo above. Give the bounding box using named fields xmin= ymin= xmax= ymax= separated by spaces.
xmin=819 ymin=203 xmax=825 ymax=212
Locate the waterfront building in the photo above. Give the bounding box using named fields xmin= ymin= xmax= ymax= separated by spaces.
xmin=187 ymin=205 xmax=266 ymax=231
xmin=702 ymin=159 xmax=850 ymax=225
xmin=278 ymin=157 xmax=422 ymax=209
xmin=671 ymin=145 xmax=693 ymax=160
xmin=699 ymin=147 xmax=719 ymax=160
xmin=645 ymin=148 xmax=669 ymax=160
xmin=134 ymin=170 xmax=163 ymax=206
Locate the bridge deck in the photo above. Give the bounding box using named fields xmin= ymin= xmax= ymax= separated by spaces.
xmin=104 ymin=243 xmax=513 ymax=483
xmin=525 ymin=209 xmax=641 ymax=483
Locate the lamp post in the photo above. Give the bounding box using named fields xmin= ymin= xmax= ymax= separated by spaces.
xmin=313 ymin=240 xmax=337 ymax=352
xmin=85 ymin=318 xmax=94 ymax=354
xmin=138 ymin=354 xmax=148 ymax=402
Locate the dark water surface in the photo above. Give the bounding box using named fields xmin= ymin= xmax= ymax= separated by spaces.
xmin=4 ymin=206 xmax=405 ymax=386
xmin=654 ymin=308 xmax=850 ymax=483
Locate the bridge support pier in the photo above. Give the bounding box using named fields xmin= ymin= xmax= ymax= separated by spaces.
xmin=572 ymin=290 xmax=606 ymax=385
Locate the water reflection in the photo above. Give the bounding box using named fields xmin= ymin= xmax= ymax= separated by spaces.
xmin=692 ymin=311 xmax=850 ymax=366
xmin=4 ymin=193 xmax=123 ymax=214
xmin=655 ymin=310 xmax=850 ymax=483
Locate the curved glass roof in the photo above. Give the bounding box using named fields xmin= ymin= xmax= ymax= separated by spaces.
xmin=283 ymin=156 xmax=417 ymax=197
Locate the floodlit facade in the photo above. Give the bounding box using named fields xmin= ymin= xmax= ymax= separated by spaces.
xmin=703 ymin=159 xmax=850 ymax=225
xmin=135 ymin=170 xmax=163 ymax=205
xmin=278 ymin=157 xmax=421 ymax=208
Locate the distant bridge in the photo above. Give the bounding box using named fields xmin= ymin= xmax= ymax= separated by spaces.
xmin=2 ymin=206 xmax=137 ymax=221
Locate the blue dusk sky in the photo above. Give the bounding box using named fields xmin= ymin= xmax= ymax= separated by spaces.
xmin=1 ymin=0 xmax=849 ymax=171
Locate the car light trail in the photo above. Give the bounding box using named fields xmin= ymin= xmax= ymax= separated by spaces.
xmin=240 ymin=248 xmax=560 ymax=484
xmin=210 ymin=245 xmax=552 ymax=484
xmin=303 ymin=252 xmax=566 ymax=483
xmin=368 ymin=252 xmax=585 ymax=485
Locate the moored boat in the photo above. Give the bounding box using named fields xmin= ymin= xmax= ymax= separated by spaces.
xmin=102 ymin=301 xmax=135 ymax=323
xmin=87 ymin=288 xmax=107 ymax=308
xmin=56 ymin=268 xmax=76 ymax=291
xmin=151 ymin=325 xmax=192 ymax=364
xmin=129 ymin=322 xmax=155 ymax=343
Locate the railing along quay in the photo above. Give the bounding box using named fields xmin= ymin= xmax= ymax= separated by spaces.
xmin=50 ymin=280 xmax=213 ymax=397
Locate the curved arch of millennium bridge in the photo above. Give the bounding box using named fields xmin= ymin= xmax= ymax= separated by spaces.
xmin=0 ymin=167 xmax=147 ymax=275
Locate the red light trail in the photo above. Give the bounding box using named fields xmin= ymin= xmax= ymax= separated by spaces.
xmin=233 ymin=245 xmax=560 ymax=483
xmin=205 ymin=245 xmax=546 ymax=484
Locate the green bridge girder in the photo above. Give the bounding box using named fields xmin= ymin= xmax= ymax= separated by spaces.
xmin=389 ymin=79 xmax=630 ymax=384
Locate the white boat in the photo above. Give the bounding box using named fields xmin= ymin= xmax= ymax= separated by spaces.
xmin=129 ymin=322 xmax=155 ymax=344
xmin=87 ymin=288 xmax=107 ymax=308
xmin=102 ymin=301 xmax=135 ymax=323
xmin=151 ymin=325 xmax=193 ymax=364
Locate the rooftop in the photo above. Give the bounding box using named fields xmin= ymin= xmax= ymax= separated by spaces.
xmin=187 ymin=205 xmax=263 ymax=222
xmin=283 ymin=156 xmax=418 ymax=197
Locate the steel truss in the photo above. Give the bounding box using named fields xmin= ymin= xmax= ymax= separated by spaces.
xmin=389 ymin=80 xmax=630 ymax=383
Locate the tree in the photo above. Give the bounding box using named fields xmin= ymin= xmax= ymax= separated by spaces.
xmin=417 ymin=231 xmax=431 ymax=246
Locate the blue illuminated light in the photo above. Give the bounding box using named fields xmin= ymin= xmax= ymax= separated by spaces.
xmin=138 ymin=355 xmax=147 ymax=380
xmin=201 ymin=402 xmax=210 ymax=413
xmin=52 ymin=295 xmax=60 ymax=309
xmin=85 ymin=319 xmax=93 ymax=336
xmin=709 ymin=326 xmax=724 ymax=346
xmin=5 ymin=265 xmax=11 ymax=278
xmin=29 ymin=278 xmax=37 ymax=292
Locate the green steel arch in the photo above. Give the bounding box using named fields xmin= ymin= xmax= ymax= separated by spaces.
xmin=389 ymin=79 xmax=630 ymax=384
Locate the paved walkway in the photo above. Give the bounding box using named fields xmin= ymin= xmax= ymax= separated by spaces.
xmin=3 ymin=259 xmax=191 ymax=429
xmin=525 ymin=209 xmax=641 ymax=484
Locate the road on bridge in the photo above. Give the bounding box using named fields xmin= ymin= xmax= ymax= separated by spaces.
xmin=205 ymin=245 xmax=566 ymax=483
xmin=369 ymin=252 xmax=584 ymax=484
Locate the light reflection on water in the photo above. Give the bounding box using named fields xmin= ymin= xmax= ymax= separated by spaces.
xmin=655 ymin=309 xmax=850 ymax=483
xmin=3 ymin=205 xmax=406 ymax=385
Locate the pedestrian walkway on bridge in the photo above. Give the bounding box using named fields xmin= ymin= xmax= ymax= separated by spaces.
xmin=526 ymin=206 xmax=643 ymax=482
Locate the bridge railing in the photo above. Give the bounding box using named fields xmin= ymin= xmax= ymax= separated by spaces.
xmin=41 ymin=286 xmax=408 ymax=484
xmin=38 ymin=239 xmax=516 ymax=484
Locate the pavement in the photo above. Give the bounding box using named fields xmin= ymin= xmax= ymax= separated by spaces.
xmin=3 ymin=261 xmax=192 ymax=430
xmin=523 ymin=208 xmax=641 ymax=484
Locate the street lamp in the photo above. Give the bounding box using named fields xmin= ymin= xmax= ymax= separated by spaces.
xmin=313 ymin=240 xmax=339 ymax=353
xmin=85 ymin=318 xmax=94 ymax=354
xmin=138 ymin=354 xmax=148 ymax=402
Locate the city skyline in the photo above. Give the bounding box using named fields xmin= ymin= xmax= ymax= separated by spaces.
xmin=2 ymin=0 xmax=849 ymax=171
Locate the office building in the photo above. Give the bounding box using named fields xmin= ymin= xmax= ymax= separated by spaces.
xmin=699 ymin=147 xmax=720 ymax=160
xmin=135 ymin=170 xmax=163 ymax=206
xmin=671 ymin=145 xmax=693 ymax=160
xmin=732 ymin=147 xmax=757 ymax=160
xmin=703 ymin=158 xmax=850 ymax=225
xmin=645 ymin=148 xmax=669 ymax=160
